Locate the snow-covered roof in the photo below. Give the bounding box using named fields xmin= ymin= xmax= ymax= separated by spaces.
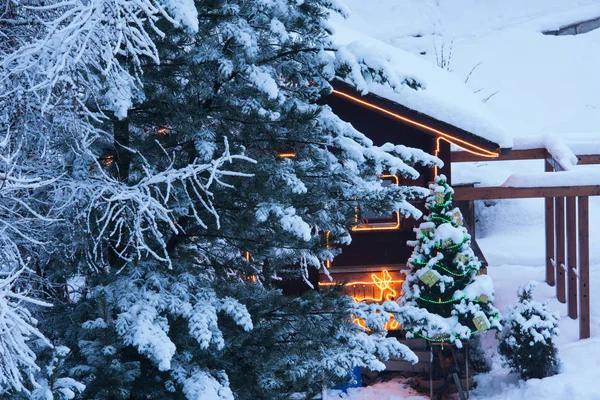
xmin=329 ymin=19 xmax=513 ymax=151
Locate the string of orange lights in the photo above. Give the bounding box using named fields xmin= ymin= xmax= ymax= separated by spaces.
xmin=352 ymin=174 xmax=402 ymax=232
xmin=331 ymin=90 xmax=501 ymax=159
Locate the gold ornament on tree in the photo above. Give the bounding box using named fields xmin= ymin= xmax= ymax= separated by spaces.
xmin=477 ymin=294 xmax=489 ymax=303
xmin=455 ymin=253 xmax=469 ymax=264
xmin=435 ymin=190 xmax=444 ymax=205
xmin=421 ymin=226 xmax=434 ymax=236
xmin=419 ymin=270 xmax=440 ymax=287
xmin=473 ymin=314 xmax=491 ymax=332
xmin=452 ymin=209 xmax=463 ymax=226
xmin=441 ymin=238 xmax=453 ymax=249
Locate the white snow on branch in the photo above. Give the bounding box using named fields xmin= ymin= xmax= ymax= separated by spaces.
xmin=86 ymin=140 xmax=255 ymax=269
xmin=1 ymin=0 xmax=198 ymax=118
xmin=0 ymin=268 xmax=52 ymax=394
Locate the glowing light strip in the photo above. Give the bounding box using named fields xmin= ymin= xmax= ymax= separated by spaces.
xmin=353 ymin=314 xmax=400 ymax=331
xmin=325 ymin=230 xmax=331 ymax=268
xmin=434 ymin=137 xmax=441 ymax=176
xmin=318 ymin=270 xmax=403 ymax=302
xmin=332 ymin=90 xmax=500 ymax=158
xmin=277 ymin=152 xmax=296 ymax=158
xmin=352 ymin=174 xmax=401 ymax=231
xmin=320 ymin=270 xmax=404 ymax=330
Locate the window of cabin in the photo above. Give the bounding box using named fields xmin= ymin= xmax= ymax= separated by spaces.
xmin=352 ymin=175 xmax=402 ymax=231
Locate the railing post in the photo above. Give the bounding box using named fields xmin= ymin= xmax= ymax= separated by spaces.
xmin=545 ymin=196 xmax=555 ymax=286
xmin=555 ymin=196 xmax=566 ymax=303
xmin=545 ymin=161 xmax=555 ymax=286
xmin=578 ymin=196 xmax=590 ymax=339
xmin=566 ymin=197 xmax=578 ymax=319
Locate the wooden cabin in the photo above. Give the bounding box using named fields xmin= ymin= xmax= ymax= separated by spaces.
xmin=318 ymin=80 xmax=512 ymax=329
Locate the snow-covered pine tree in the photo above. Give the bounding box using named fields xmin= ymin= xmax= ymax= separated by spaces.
xmin=499 ymin=282 xmax=559 ymax=380
xmin=398 ymin=175 xmax=501 ymax=344
xmin=2 ymin=0 xmax=437 ymax=397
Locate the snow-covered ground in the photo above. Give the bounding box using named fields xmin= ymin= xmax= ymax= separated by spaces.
xmin=329 ymin=1 xmax=600 ymax=398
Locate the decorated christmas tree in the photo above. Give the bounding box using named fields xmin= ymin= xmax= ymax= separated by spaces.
xmin=398 ymin=175 xmax=501 ymax=344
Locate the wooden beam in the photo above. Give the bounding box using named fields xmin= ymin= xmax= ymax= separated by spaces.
xmin=453 ymin=185 xmax=600 ymax=201
xmin=578 ymin=154 xmax=600 ymax=165
xmin=566 ymin=197 xmax=578 ymax=318
xmin=438 ymin=139 xmax=452 ymax=185
xmin=545 ymin=161 xmax=555 ymax=286
xmin=451 ymin=148 xmax=547 ymax=163
xmin=578 ymin=196 xmax=590 ymax=339
xmin=555 ymin=197 xmax=566 ymax=304
xmin=452 ymin=149 xmax=600 ymax=165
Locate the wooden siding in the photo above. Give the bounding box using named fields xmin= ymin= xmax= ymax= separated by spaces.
xmin=325 ymin=91 xmax=450 ymax=271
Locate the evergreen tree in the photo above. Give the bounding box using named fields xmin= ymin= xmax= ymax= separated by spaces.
xmin=499 ymin=282 xmax=559 ymax=380
xmin=398 ymin=175 xmax=501 ymax=344
xmin=3 ymin=0 xmax=438 ymax=397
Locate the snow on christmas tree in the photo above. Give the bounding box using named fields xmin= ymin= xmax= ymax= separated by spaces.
xmin=397 ymin=175 xmax=501 ymax=345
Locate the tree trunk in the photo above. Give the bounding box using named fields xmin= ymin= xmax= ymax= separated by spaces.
xmin=108 ymin=117 xmax=131 ymax=271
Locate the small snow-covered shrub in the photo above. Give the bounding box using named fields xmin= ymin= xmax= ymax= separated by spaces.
xmin=498 ymin=282 xmax=559 ymax=380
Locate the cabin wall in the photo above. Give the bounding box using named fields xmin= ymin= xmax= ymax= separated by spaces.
xmin=283 ymin=90 xmax=487 ymax=303
xmin=316 ymin=93 xmax=454 ymax=311
xmin=324 ymin=94 xmax=450 ymax=271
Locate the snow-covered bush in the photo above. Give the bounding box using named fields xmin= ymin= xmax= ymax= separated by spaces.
xmin=499 ymin=282 xmax=559 ymax=380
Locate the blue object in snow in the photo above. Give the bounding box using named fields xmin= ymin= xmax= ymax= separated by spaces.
xmin=332 ymin=367 xmax=362 ymax=393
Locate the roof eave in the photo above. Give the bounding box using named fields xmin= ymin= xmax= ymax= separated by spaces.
xmin=330 ymin=80 xmax=510 ymax=156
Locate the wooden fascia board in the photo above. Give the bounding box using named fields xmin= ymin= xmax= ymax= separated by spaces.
xmin=454 ymin=185 xmax=600 ymax=200
xmin=452 ymin=148 xmax=548 ymax=163
xmin=330 ymin=80 xmax=505 ymax=155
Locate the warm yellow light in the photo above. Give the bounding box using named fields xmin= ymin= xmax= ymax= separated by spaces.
xmin=156 ymin=126 xmax=169 ymax=135
xmin=434 ymin=137 xmax=441 ymax=176
xmin=352 ymin=174 xmax=402 ymax=231
xmin=331 ymin=90 xmax=500 ymax=158
xmin=325 ymin=231 xmax=331 ymax=268
xmin=100 ymin=155 xmax=115 ymax=166
xmin=319 ymin=270 xmax=403 ymax=302
xmin=322 ymin=270 xmax=403 ymax=331
xmin=386 ymin=318 xmax=400 ymax=330
xmin=244 ymin=251 xmax=251 ymax=261
xmin=277 ymin=152 xmax=296 ymax=158
xmin=352 ymin=312 xmax=399 ymax=331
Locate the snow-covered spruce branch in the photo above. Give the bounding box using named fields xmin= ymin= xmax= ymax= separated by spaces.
xmin=1 ymin=0 xmax=197 ymax=117
xmin=86 ymin=142 xmax=255 ymax=269
xmin=0 ymin=267 xmax=52 ymax=395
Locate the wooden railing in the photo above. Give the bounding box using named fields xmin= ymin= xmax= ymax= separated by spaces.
xmin=452 ymin=148 xmax=599 ymax=339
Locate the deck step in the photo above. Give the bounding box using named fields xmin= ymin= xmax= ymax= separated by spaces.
xmin=385 ymin=349 xmax=431 ymax=373
xmin=395 ymin=337 xmax=428 ymax=350
xmin=384 ymin=358 xmax=430 ymax=373
xmin=385 ymin=338 xmax=430 ymax=373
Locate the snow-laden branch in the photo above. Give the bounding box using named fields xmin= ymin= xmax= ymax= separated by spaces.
xmin=0 ymin=267 xmax=52 ymax=395
xmin=1 ymin=0 xmax=197 ymax=118
xmin=85 ymin=140 xmax=255 ymax=269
